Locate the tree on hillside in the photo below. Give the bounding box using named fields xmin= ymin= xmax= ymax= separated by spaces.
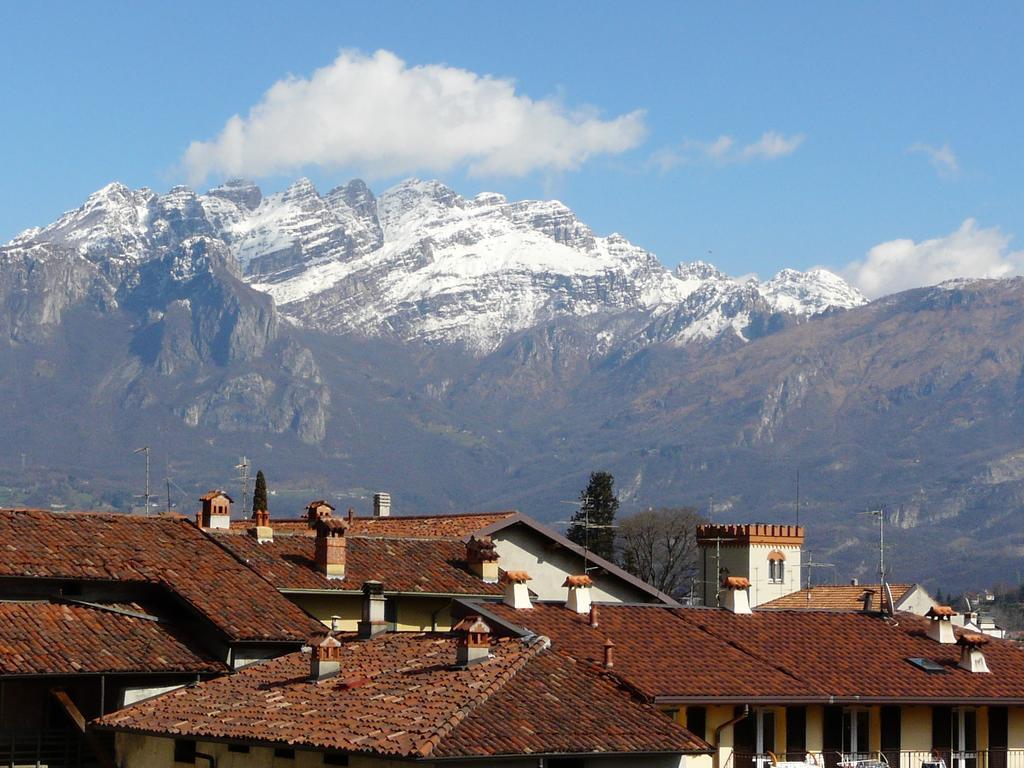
xmin=618 ymin=507 xmax=705 ymax=598
xmin=252 ymin=470 xmax=268 ymax=515
xmin=568 ymin=471 xmax=619 ymax=562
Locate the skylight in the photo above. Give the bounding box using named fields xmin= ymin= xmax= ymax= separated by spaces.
xmin=907 ymin=657 xmax=948 ymax=674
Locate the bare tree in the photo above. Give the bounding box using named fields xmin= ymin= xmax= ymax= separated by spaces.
xmin=618 ymin=507 xmax=705 ymax=599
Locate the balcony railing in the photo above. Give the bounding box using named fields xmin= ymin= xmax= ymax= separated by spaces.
xmin=731 ymin=750 xmax=1024 ymax=768
xmin=0 ymin=728 xmax=99 ymax=768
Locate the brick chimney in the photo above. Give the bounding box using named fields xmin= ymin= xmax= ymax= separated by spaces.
xmin=373 ymin=492 xmax=391 ymax=518
xmin=310 ymin=632 xmax=343 ymax=681
xmin=251 ymin=507 xmax=272 ymax=544
xmin=314 ymin=518 xmax=348 ymax=580
xmin=926 ymin=605 xmax=957 ymax=644
xmin=196 ymin=490 xmax=233 ymax=530
xmin=589 ymin=603 xmax=599 ymax=628
xmin=721 ymin=575 xmax=752 ymax=614
xmin=563 ymin=574 xmax=593 ymax=614
xmin=466 ymin=536 xmax=499 ymax=583
xmin=454 ymin=615 xmax=491 ymax=667
xmin=957 ymin=633 xmax=991 ymax=673
xmin=502 ymin=571 xmax=532 ymax=610
xmin=306 ymin=500 xmax=335 ymax=528
xmin=357 ymin=580 xmax=387 ymax=639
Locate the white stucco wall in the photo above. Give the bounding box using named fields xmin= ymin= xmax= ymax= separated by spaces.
xmin=491 ymin=523 xmax=657 ymax=603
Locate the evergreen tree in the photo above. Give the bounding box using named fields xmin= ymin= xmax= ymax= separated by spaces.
xmin=567 ymin=471 xmax=619 ymax=562
xmin=252 ymin=470 xmax=268 ymax=515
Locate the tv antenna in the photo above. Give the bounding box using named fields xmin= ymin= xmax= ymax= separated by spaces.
xmin=133 ymin=447 xmax=151 ymax=516
xmin=864 ymin=508 xmax=888 ymax=586
xmin=794 ymin=468 xmax=800 ymax=526
xmin=555 ymin=500 xmax=617 ymax=575
xmin=235 ymin=456 xmax=251 ymax=516
xmin=698 ymin=531 xmax=738 ymax=607
xmin=801 ymin=551 xmax=835 ymax=591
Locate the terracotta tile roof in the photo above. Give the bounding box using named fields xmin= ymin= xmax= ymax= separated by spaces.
xmin=761 ymin=583 xmax=914 ymax=610
xmin=95 ymin=632 xmax=707 ymax=759
xmin=0 ymin=509 xmax=322 ymax=643
xmin=0 ymin=599 xmax=225 ymax=676
xmin=681 ymin=607 xmax=1024 ymax=702
xmin=485 ymin=602 xmax=1024 ymax=703
xmin=228 ymin=510 xmax=518 ymax=539
xmin=484 ymin=602 xmax=813 ymax=700
xmin=212 ymin=532 xmax=504 ymax=595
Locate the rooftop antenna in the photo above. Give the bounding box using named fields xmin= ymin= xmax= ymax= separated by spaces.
xmin=555 ymin=500 xmax=617 ymax=575
xmin=697 ymin=531 xmax=738 ymax=608
xmin=708 ymin=494 xmax=714 ymax=523
xmin=133 ymin=447 xmax=150 ymax=516
xmin=795 ymin=468 xmax=800 ymax=526
xmin=164 ymin=456 xmax=172 ymax=515
xmin=801 ymin=551 xmax=834 ymax=592
xmin=235 ymin=456 xmax=251 ymax=518
xmin=867 ymin=508 xmax=886 ymax=586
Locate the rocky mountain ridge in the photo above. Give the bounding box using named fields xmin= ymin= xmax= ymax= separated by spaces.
xmin=7 ymin=177 xmax=866 ymax=353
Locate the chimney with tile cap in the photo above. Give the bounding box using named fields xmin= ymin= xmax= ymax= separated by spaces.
xmin=314 ymin=518 xmax=348 ymax=580
xmin=306 ymin=500 xmax=335 ymax=528
xmin=310 ymin=632 xmax=343 ymax=681
xmin=502 ymin=571 xmax=532 ymax=610
xmin=252 ymin=507 xmax=273 ymax=544
xmin=357 ymin=580 xmax=387 ymax=639
xmin=721 ymin=575 xmax=752 ymax=614
xmin=958 ymin=633 xmax=991 ymax=673
xmin=454 ymin=615 xmax=491 ymax=667
xmin=926 ymin=605 xmax=957 ymax=644
xmin=466 ymin=536 xmax=500 ymax=583
xmin=196 ymin=490 xmax=233 ymax=530
xmin=563 ymin=574 xmax=593 ymax=614
xmin=373 ymin=492 xmax=391 ymax=517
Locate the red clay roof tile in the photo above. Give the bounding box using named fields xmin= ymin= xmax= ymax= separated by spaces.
xmin=95 ymin=632 xmax=707 ymax=759
xmin=0 ymin=600 xmax=225 ymax=676
xmin=0 ymin=509 xmax=322 ymax=643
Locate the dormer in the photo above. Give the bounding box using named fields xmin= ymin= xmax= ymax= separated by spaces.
xmin=196 ymin=490 xmax=233 ymax=530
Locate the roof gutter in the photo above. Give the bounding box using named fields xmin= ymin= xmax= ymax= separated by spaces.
xmin=655 ymin=695 xmax=1024 ymax=706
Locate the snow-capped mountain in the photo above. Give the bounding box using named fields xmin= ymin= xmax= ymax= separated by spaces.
xmin=5 ymin=177 xmax=866 ymax=352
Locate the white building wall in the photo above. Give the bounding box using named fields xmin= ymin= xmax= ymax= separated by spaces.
xmin=491 ymin=524 xmax=655 ymax=603
xmin=746 ymin=543 xmax=802 ymax=607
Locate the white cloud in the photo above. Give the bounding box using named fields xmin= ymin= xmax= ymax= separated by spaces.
xmin=182 ymin=49 xmax=647 ymax=184
xmin=908 ymin=142 xmax=959 ymax=178
xmin=651 ymin=131 xmax=805 ymax=171
xmin=843 ymin=219 xmax=1024 ymax=298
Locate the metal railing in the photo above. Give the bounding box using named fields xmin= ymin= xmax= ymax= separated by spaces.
xmin=730 ymin=750 xmax=1024 ymax=768
xmin=0 ymin=728 xmax=98 ymax=768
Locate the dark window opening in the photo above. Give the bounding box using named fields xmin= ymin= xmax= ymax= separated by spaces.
xmin=174 ymin=739 xmax=196 ymax=764
xmin=688 ymin=706 xmax=708 ymax=741
xmin=324 ymin=753 xmax=349 ymax=766
xmin=274 ymin=747 xmax=295 ymax=760
xmin=228 ymin=744 xmax=250 ymax=754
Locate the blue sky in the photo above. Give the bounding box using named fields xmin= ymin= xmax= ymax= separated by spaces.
xmin=1 ymin=3 xmax=1021 ymax=293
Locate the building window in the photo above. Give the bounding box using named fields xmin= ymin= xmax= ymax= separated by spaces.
xmin=843 ymin=708 xmax=870 ymax=758
xmin=173 ymin=739 xmax=196 ymax=764
xmin=768 ymin=558 xmax=784 ymax=583
xmin=274 ymin=748 xmax=296 ymax=760
xmin=688 ymin=706 xmax=708 ymax=741
xmin=228 ymin=745 xmax=250 ymax=754
xmin=324 ymin=753 xmax=349 ymax=766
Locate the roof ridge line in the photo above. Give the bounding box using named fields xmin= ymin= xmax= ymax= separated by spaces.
xmin=687 ymin=615 xmax=818 ymax=694
xmin=418 ymin=634 xmax=550 ymax=758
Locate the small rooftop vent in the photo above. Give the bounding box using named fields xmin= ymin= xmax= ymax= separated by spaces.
xmin=925 ymin=605 xmax=957 ymax=644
